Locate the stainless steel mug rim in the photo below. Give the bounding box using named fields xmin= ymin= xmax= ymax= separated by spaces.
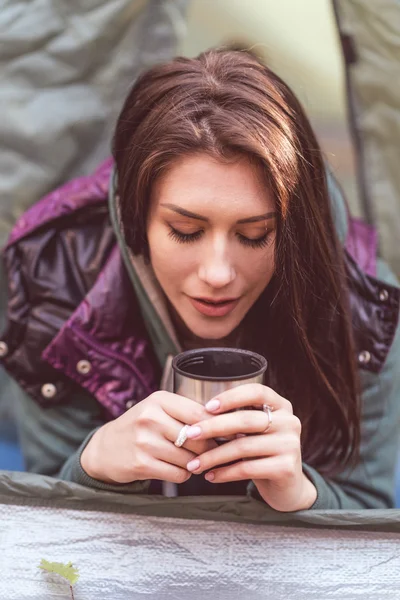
xmin=171 ymin=347 xmax=268 ymax=382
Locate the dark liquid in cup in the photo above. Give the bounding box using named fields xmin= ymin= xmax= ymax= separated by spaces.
xmin=175 ymin=348 xmax=266 ymax=381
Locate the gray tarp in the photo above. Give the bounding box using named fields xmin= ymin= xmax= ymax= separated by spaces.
xmin=2 ymin=472 xmax=400 ymax=599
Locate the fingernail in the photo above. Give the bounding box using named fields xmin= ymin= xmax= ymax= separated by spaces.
xmin=186 ymin=458 xmax=200 ymax=472
xmin=205 ymin=471 xmax=215 ymax=482
xmin=187 ymin=425 xmax=202 ymax=439
xmin=205 ymin=399 xmax=220 ymax=412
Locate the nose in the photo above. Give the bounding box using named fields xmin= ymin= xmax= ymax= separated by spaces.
xmin=198 ymin=235 xmax=236 ymax=289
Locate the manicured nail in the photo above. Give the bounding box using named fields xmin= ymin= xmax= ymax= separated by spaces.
xmin=186 ymin=425 xmax=202 ymax=439
xmin=205 ymin=471 xmax=215 ymax=482
xmin=205 ymin=399 xmax=220 ymax=412
xmin=186 ymin=458 xmax=200 ymax=472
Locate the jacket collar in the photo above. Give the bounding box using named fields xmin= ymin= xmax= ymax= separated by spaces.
xmin=107 ymin=167 xmax=180 ymax=367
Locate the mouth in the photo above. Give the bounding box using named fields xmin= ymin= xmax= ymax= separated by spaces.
xmin=188 ymin=296 xmax=240 ymax=318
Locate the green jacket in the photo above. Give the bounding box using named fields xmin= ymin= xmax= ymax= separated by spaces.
xmin=6 ymin=170 xmax=400 ymax=510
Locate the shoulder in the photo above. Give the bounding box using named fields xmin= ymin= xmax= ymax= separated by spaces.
xmin=358 ymin=259 xmax=400 ymax=444
xmin=4 ymin=158 xmax=113 ymax=248
xmin=2 ymin=160 xmax=116 ymax=329
xmin=346 ymin=249 xmax=400 ymax=376
xmin=2 ymin=158 xmax=115 ymax=333
xmin=326 ymin=168 xmax=400 ymax=374
xmin=0 ymin=159 xmax=117 ymax=407
xmin=374 ymin=258 xmax=400 ymax=371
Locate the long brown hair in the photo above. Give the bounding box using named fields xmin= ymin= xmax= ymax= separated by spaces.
xmin=113 ymin=48 xmax=360 ymax=475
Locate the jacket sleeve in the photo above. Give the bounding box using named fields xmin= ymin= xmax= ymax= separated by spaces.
xmin=12 ymin=379 xmax=150 ymax=494
xmin=249 ymin=257 xmax=400 ymax=510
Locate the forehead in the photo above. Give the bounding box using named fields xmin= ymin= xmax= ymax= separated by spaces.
xmin=151 ymin=153 xmax=275 ymax=217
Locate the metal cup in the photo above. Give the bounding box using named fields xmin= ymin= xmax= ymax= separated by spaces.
xmin=172 ymin=347 xmax=267 ymax=405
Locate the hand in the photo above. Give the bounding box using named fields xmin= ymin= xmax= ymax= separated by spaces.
xmin=81 ymin=391 xmax=217 ymax=485
xmin=183 ymin=384 xmax=317 ymax=512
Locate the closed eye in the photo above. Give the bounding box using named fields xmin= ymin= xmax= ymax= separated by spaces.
xmin=236 ymin=232 xmax=270 ymax=249
xmin=168 ymin=227 xmax=271 ymax=249
xmin=168 ymin=227 xmax=204 ymax=244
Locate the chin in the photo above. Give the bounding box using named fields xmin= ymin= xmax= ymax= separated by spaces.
xmin=187 ymin=318 xmax=238 ymax=342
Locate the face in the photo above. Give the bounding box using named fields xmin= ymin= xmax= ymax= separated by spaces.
xmin=147 ymin=153 xmax=276 ymax=341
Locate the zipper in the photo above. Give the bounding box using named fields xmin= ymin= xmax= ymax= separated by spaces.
xmin=70 ymin=325 xmax=152 ymax=395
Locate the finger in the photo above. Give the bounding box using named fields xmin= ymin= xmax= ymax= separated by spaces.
xmin=187 ymin=432 xmax=299 ymax=473
xmin=135 ymin=396 xmax=216 ymax=454
xmin=188 ymin=438 xmax=219 ymax=455
xmin=204 ymin=384 xmax=293 ymax=414
xmin=186 ymin=408 xmax=276 ymax=441
xmin=143 ymin=458 xmax=192 ymax=484
xmin=161 ymin=412 xmax=218 ymax=455
xmin=153 ymin=439 xmax=197 ymax=469
xmin=155 ymin=391 xmax=209 ymax=425
xmin=204 ymin=455 xmax=293 ymax=484
xmin=187 ymin=409 xmax=299 ymax=441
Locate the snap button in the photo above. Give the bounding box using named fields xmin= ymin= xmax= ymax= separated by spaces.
xmin=358 ymin=350 xmax=371 ymax=365
xmin=379 ymin=289 xmax=389 ymax=302
xmin=77 ymin=360 xmax=92 ymax=375
xmin=126 ymin=400 xmax=135 ymax=410
xmin=0 ymin=341 xmax=8 ymax=357
xmin=41 ymin=383 xmax=57 ymax=399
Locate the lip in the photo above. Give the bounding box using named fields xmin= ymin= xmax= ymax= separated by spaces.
xmin=188 ymin=296 xmax=240 ymax=317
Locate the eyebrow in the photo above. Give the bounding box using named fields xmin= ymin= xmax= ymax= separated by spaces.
xmin=160 ymin=203 xmax=276 ymax=224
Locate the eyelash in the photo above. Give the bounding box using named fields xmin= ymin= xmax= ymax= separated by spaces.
xmin=168 ymin=227 xmax=270 ymax=249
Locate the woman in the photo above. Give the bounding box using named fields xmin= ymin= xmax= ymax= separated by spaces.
xmin=1 ymin=49 xmax=399 ymax=511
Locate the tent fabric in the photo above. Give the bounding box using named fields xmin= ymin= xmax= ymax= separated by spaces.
xmin=0 ymin=0 xmax=189 ymax=421
xmin=335 ymin=0 xmax=400 ymax=274
xmin=2 ymin=470 xmax=400 ymax=528
xmin=0 ymin=0 xmax=188 ymax=247
xmin=2 ymin=472 xmax=400 ymax=599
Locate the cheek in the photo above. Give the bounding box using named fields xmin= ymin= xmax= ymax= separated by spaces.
xmin=239 ymin=245 xmax=275 ymax=288
xmin=148 ymin=233 xmax=197 ymax=282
